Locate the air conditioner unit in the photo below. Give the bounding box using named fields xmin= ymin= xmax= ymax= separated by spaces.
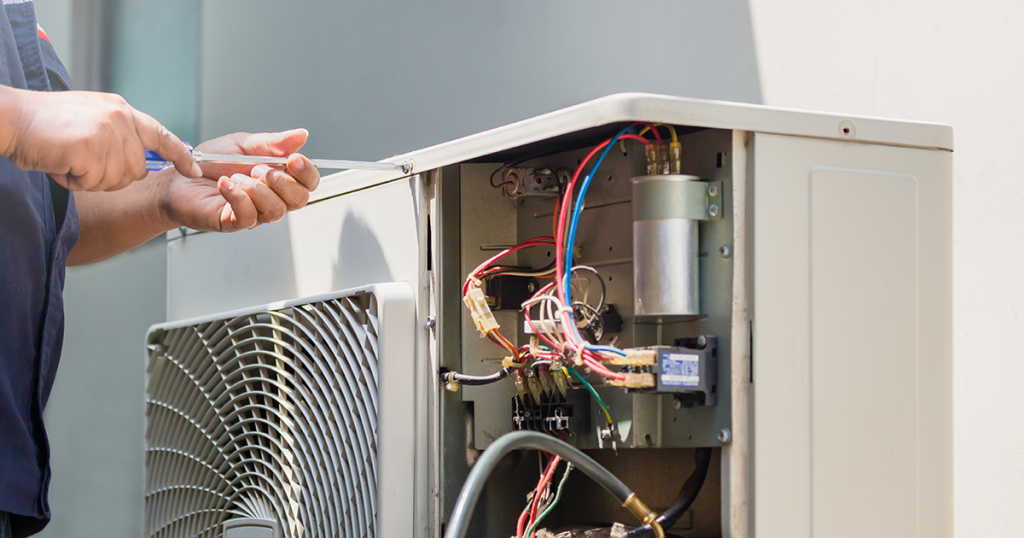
xmin=145 ymin=94 xmax=952 ymax=538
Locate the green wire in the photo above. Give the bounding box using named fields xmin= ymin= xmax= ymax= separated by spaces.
xmin=525 ymin=463 xmax=573 ymax=538
xmin=562 ymin=366 xmax=613 ymax=426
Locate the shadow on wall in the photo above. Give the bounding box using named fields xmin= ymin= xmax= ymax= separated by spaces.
xmin=198 ymin=0 xmax=764 ymax=160
xmin=333 ymin=212 xmax=395 ymax=291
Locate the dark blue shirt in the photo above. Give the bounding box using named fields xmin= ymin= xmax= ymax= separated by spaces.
xmin=0 ymin=2 xmax=80 ymax=537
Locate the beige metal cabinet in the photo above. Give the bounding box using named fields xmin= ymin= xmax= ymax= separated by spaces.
xmin=152 ymin=94 xmax=951 ymax=538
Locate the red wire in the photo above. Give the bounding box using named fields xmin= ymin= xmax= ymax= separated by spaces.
xmin=526 ymin=455 xmax=562 ymax=538
xmin=636 ymin=121 xmax=662 ymax=145
xmin=464 ymin=237 xmax=555 ymax=295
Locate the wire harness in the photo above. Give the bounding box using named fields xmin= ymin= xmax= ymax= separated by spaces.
xmin=443 ymin=431 xmax=661 ymax=538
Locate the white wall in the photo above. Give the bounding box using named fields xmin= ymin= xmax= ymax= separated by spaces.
xmin=748 ymin=2 xmax=1024 ymax=535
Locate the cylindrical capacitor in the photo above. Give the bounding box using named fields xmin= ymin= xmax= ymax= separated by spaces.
xmin=632 ymin=174 xmax=701 ymax=318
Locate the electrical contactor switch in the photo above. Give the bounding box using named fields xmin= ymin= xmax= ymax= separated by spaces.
xmin=623 ymin=337 xmax=718 ymax=406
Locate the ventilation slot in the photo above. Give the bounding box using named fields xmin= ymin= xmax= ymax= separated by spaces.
xmin=145 ymin=293 xmax=382 ymax=538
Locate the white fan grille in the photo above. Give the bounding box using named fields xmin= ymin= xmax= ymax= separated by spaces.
xmin=145 ymin=293 xmax=382 ymax=538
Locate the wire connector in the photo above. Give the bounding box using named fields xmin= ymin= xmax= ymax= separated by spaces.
xmin=463 ymin=285 xmax=499 ymax=337
xmin=645 ymin=144 xmax=658 ymax=175
xmin=610 ymin=348 xmax=657 ymax=366
xmin=609 ymin=373 xmax=656 ymax=389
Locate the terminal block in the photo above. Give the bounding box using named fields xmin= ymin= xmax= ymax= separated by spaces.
xmin=512 ymin=387 xmax=591 ymax=436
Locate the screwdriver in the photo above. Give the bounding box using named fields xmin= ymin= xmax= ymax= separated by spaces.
xmin=145 ymin=143 xmax=412 ymax=174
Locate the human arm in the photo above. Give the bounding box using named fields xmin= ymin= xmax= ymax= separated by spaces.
xmin=0 ymin=85 xmax=201 ymax=188
xmin=68 ymin=129 xmax=320 ymax=265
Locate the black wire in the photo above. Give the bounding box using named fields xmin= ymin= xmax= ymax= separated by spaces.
xmin=569 ymin=265 xmax=606 ymax=312
xmin=444 ymin=367 xmax=511 ymax=386
xmin=529 ymin=360 xmax=554 ymax=372
xmin=620 ymin=448 xmax=714 ymax=538
xmin=488 ymin=152 xmax=548 ymax=189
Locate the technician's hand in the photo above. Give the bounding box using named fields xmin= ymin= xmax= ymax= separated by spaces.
xmin=0 ymin=87 xmax=202 ymax=190
xmin=161 ymin=129 xmax=320 ymax=232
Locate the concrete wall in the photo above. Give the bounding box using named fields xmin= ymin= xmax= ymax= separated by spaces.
xmin=197 ymin=0 xmax=763 ymax=159
xmin=746 ymin=2 xmax=1024 ymax=535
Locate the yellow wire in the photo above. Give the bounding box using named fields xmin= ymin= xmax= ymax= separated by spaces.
xmin=625 ymin=124 xmax=677 ymax=152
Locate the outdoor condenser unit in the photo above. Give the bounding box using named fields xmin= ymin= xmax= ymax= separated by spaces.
xmin=145 ymin=94 xmax=952 ymax=538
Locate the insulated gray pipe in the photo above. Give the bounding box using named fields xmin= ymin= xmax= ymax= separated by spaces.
xmin=443 ymin=431 xmax=633 ymax=538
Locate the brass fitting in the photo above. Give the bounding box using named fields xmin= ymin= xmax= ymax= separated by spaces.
xmin=622 ymin=493 xmax=665 ymax=538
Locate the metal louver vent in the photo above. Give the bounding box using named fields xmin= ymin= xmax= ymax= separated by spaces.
xmin=144 ymin=285 xmax=415 ymax=538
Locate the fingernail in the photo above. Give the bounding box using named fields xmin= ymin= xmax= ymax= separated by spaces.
xmin=221 ymin=177 xmax=235 ymax=189
xmin=292 ymin=158 xmax=306 ymax=172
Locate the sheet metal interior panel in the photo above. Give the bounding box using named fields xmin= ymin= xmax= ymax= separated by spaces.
xmin=751 ymin=133 xmax=952 ymax=538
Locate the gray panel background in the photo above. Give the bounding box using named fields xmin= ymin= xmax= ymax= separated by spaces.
xmin=198 ymin=0 xmax=762 ymax=159
xmin=35 ymin=1 xmax=763 ymax=536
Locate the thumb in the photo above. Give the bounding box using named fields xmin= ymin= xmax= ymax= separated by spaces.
xmin=240 ymin=128 xmax=309 ymax=157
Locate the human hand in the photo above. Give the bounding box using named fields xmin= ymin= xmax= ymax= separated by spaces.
xmin=0 ymin=87 xmax=202 ymax=190
xmin=161 ymin=129 xmax=320 ymax=233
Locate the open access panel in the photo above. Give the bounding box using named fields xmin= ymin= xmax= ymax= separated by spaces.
xmin=154 ymin=94 xmax=953 ymax=538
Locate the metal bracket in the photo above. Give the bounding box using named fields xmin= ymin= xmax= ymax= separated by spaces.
xmin=676 ymin=180 xmax=724 ymax=221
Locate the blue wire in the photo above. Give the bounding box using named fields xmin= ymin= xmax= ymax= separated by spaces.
xmin=561 ymin=126 xmax=636 ymax=355
xmin=563 ymin=126 xmax=634 ymax=306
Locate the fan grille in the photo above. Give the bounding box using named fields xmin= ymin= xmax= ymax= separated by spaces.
xmin=145 ymin=293 xmax=382 ymax=538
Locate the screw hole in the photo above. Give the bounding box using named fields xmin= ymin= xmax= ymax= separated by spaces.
xmin=608 ymin=246 xmax=613 ymax=252
xmin=842 ymin=127 xmax=850 ymax=134
xmin=546 ymin=250 xmax=552 ymax=258
xmin=608 ymin=276 xmax=613 ymax=282
xmin=608 ymin=175 xmax=613 ymax=182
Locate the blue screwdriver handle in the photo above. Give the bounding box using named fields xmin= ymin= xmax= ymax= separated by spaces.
xmin=145 ymin=142 xmax=194 ymax=171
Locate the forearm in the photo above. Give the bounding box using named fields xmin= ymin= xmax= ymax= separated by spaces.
xmin=68 ymin=169 xmax=178 ymax=265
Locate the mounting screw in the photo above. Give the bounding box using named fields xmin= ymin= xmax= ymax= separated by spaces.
xmin=709 ymin=204 xmax=720 ymax=217
xmin=718 ymin=428 xmax=732 ymax=444
xmin=426 ymin=315 xmax=437 ymax=329
xmin=718 ymin=244 xmax=732 ymax=258
xmin=839 ymin=120 xmax=856 ymax=138
xmin=708 ymin=184 xmax=719 ymax=197
xmin=697 ymin=335 xmax=707 ymax=347
xmin=527 ymin=281 xmax=537 ymax=293
xmin=672 ymin=397 xmax=683 ymax=410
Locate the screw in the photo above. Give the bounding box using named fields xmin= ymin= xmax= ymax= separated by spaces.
xmin=718 ymin=428 xmax=732 ymax=444
xmin=527 ymin=281 xmax=536 ymax=293
xmin=708 ymin=184 xmax=719 ymax=197
xmin=718 ymin=244 xmax=732 ymax=258
xmin=672 ymin=397 xmax=682 ymax=410
xmin=709 ymin=204 xmax=720 ymax=217
xmin=426 ymin=315 xmax=436 ymax=329
xmin=600 ymin=427 xmax=613 ymax=440
xmin=697 ymin=335 xmax=707 ymax=347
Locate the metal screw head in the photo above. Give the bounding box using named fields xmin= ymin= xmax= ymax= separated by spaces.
xmin=600 ymin=427 xmax=613 ymax=440
xmin=527 ymin=281 xmax=536 ymax=293
xmin=718 ymin=244 xmax=732 ymax=258
xmin=718 ymin=428 xmax=732 ymax=444
xmin=697 ymin=335 xmax=707 ymax=347
xmin=708 ymin=184 xmax=719 ymax=197
xmin=709 ymin=204 xmax=720 ymax=217
xmin=426 ymin=315 xmax=437 ymax=329
xmin=672 ymin=397 xmax=683 ymax=410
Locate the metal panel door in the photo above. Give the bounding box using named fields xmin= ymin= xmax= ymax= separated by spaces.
xmin=751 ymin=133 xmax=952 ymax=538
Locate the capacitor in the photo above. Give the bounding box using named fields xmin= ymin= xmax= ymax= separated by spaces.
xmin=632 ymin=174 xmax=702 ymax=318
